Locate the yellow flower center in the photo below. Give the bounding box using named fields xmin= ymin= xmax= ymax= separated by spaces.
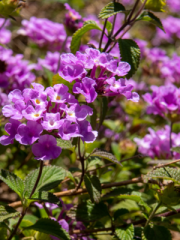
xmin=56 ymin=95 xmax=61 ymax=100
xmin=36 ymin=99 xmax=41 ymax=104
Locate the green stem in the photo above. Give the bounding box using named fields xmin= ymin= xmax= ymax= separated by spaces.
xmin=145 ymin=202 xmax=162 ymax=227
xmin=29 ymin=161 xmax=44 ymax=198
xmin=99 ymin=18 xmax=108 ymax=50
xmin=75 ymin=138 xmax=85 ymax=191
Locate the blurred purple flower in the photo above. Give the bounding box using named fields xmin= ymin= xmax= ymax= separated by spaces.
xmin=18 ymin=17 xmax=67 ymax=51
xmin=134 ymin=126 xmax=180 ymax=159
xmin=143 ymin=84 xmax=180 ymax=117
xmin=0 ymin=119 xmax=21 ymax=145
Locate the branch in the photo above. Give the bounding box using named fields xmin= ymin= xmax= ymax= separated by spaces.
xmin=153 ymin=158 xmax=180 ymax=170
xmin=70 ymin=206 xmax=180 ymax=235
xmin=74 ymin=138 xmax=85 ymax=191
xmin=9 ymin=177 xmax=143 ymax=209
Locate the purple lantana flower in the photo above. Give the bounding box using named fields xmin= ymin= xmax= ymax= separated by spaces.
xmin=105 ymin=77 xmax=139 ymax=102
xmin=15 ymin=121 xmax=43 ymax=145
xmin=73 ymin=77 xmax=97 ymax=103
xmin=63 ymin=104 xmax=93 ymax=122
xmin=2 ymin=100 xmax=26 ymax=120
xmin=0 ymin=119 xmax=21 ymax=145
xmin=107 ymin=61 xmax=131 ymax=77
xmin=26 ymin=83 xmax=48 ymax=109
xmin=32 ymin=135 xmax=61 ymax=160
xmin=134 ymin=126 xmax=180 ymax=159
xmin=46 ymin=84 xmax=69 ymax=104
xmin=143 ymin=84 xmax=180 ymax=117
xmin=58 ymin=53 xmax=86 ymax=82
xmin=58 ymin=120 xmax=81 ymax=140
xmin=18 ymin=17 xmax=67 ymax=51
xmin=41 ymin=113 xmax=63 ymax=131
xmin=78 ymin=120 xmax=98 ymax=143
xmin=22 ymin=106 xmax=45 ymax=121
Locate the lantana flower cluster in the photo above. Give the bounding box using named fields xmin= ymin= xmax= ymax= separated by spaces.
xmin=134 ymin=126 xmax=180 ymax=159
xmin=39 ymin=48 xmax=139 ymax=103
xmin=0 ymin=82 xmax=97 ymax=160
xmin=18 ymin=17 xmax=69 ymax=51
xmin=0 ymin=46 xmax=36 ymax=107
xmin=143 ymin=84 xmax=180 ymax=118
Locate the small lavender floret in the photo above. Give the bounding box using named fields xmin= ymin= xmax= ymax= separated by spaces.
xmin=73 ymin=77 xmax=97 ymax=103
xmin=15 ymin=121 xmax=43 ymax=145
xmin=41 ymin=113 xmax=63 ymax=131
xmin=58 ymin=120 xmax=81 ymax=140
xmin=46 ymin=84 xmax=69 ymax=104
xmin=78 ymin=120 xmax=98 ymax=143
xmin=32 ymin=135 xmax=62 ymax=160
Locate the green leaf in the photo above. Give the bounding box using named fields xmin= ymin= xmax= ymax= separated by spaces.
xmin=171 ymin=147 xmax=180 ymax=153
xmin=137 ymin=11 xmax=164 ymax=31
xmin=0 ymin=205 xmax=20 ymax=222
xmin=118 ymin=39 xmax=140 ymax=79
xmin=52 ymin=74 xmax=75 ymax=93
xmin=144 ymin=167 xmax=180 ymax=184
xmin=35 ymin=232 xmax=52 ymax=240
xmin=102 ymin=187 xmax=132 ymax=199
xmin=0 ymin=169 xmax=24 ymax=199
xmin=114 ymin=209 xmax=129 ymax=221
xmin=57 ymin=138 xmax=74 ymax=150
xmin=87 ymin=157 xmax=103 ymax=169
xmin=0 ymin=0 xmax=20 ymax=18
xmin=115 ymin=224 xmax=134 ymax=240
xmin=0 ymin=223 xmax=7 ymax=240
xmin=117 ymin=194 xmax=151 ymax=214
xmin=106 ymin=21 xmax=113 ymax=35
xmin=91 ymin=149 xmax=122 ymax=166
xmin=84 ymin=175 xmax=102 ymax=203
xmin=99 ymin=97 xmax=108 ymax=128
xmin=30 ymin=191 xmax=62 ymax=206
xmin=70 ymin=20 xmax=102 ymax=54
xmin=143 ymin=225 xmax=172 ymax=240
xmin=24 ymin=166 xmax=66 ymax=198
xmin=66 ymin=170 xmax=76 ymax=185
xmin=43 ymin=68 xmax=54 ymax=86
xmin=99 ymin=2 xmax=126 ymax=19
xmin=20 ymin=219 xmax=37 ymax=237
xmin=142 ymin=0 xmax=166 ymax=12
xmin=67 ymin=200 xmax=109 ymax=222
xmin=24 ymin=218 xmax=71 ymax=240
